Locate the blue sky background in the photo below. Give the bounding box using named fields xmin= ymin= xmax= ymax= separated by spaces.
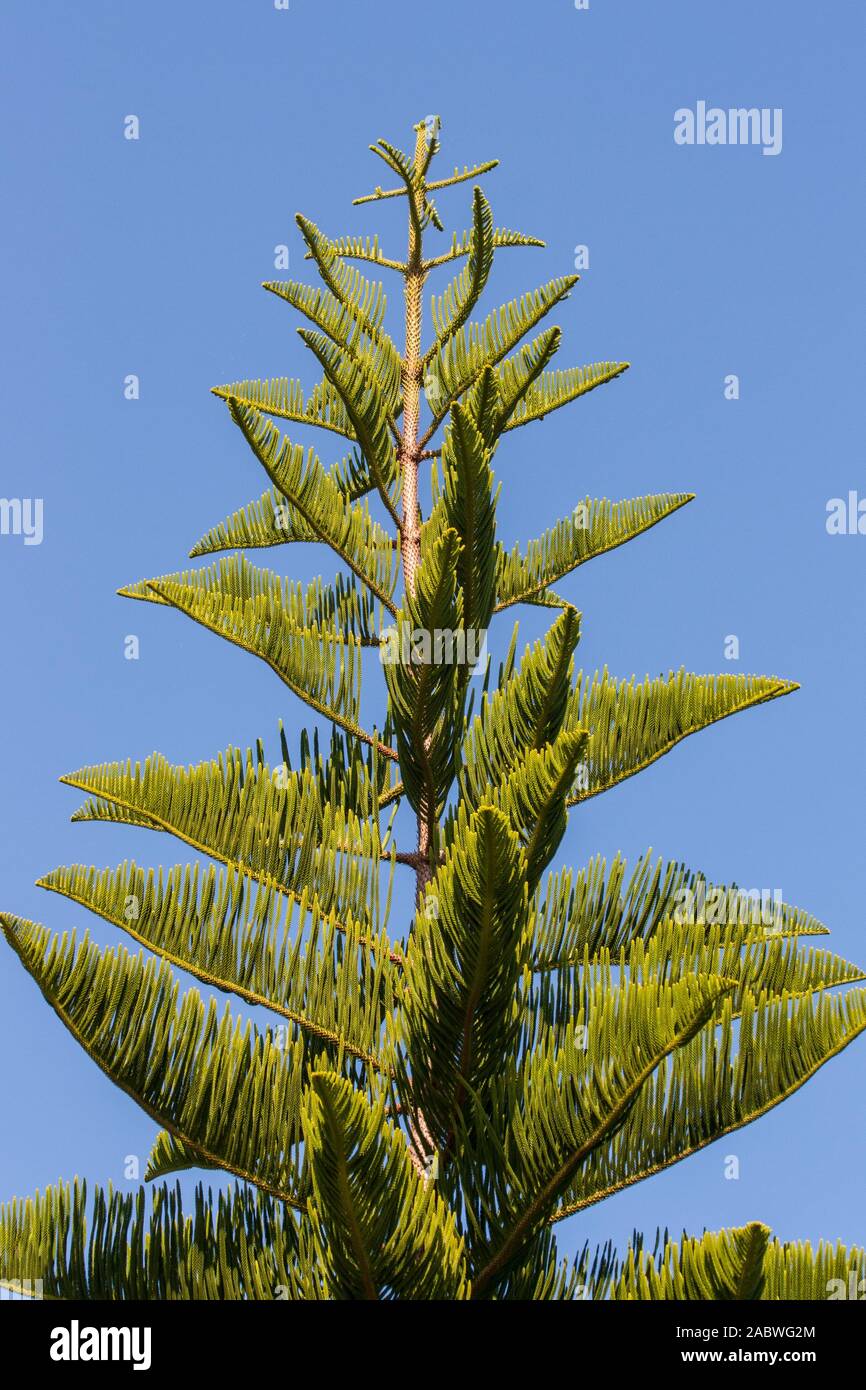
xmin=1 ymin=0 xmax=864 ymax=1272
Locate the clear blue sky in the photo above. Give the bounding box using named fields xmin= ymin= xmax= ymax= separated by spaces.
xmin=1 ymin=0 xmax=864 ymax=1270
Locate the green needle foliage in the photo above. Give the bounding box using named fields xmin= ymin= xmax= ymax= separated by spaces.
xmin=2 ymin=118 xmax=864 ymax=1302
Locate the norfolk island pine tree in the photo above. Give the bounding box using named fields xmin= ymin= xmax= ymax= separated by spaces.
xmin=1 ymin=119 xmax=865 ymax=1301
